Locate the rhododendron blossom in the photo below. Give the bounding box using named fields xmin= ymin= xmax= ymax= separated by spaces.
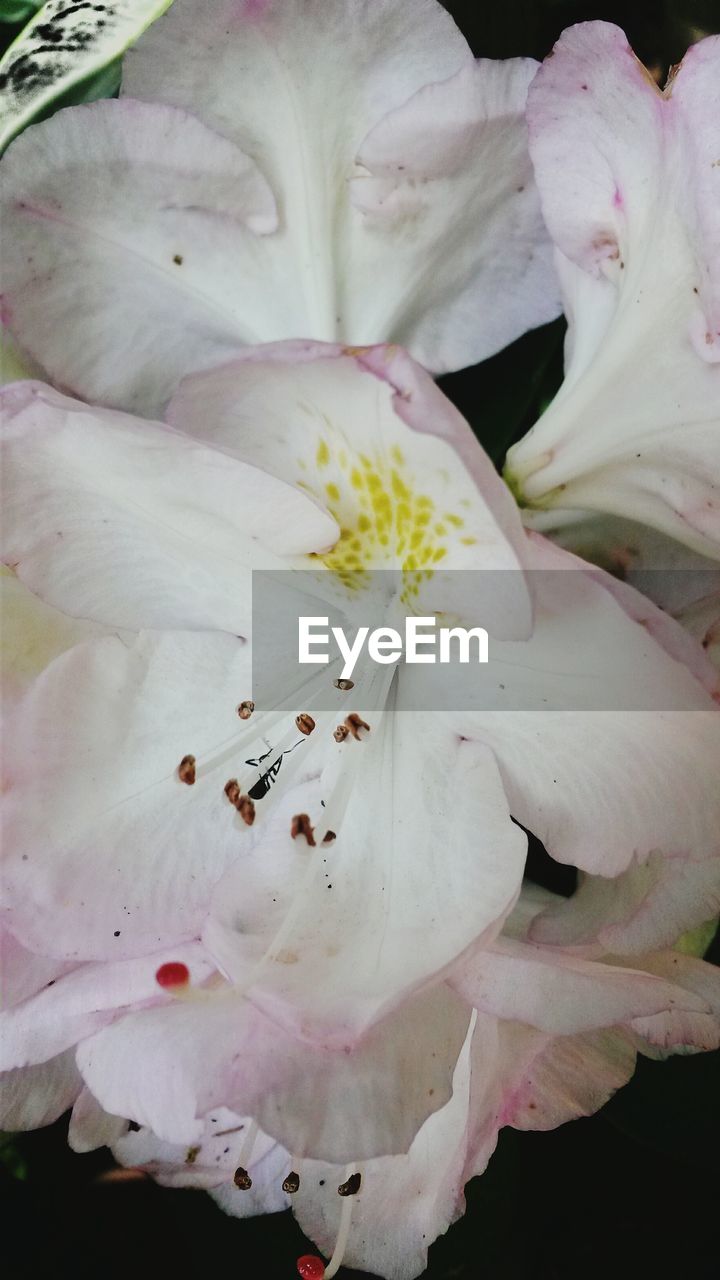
xmin=0 ymin=0 xmax=560 ymax=414
xmin=505 ymin=24 xmax=720 ymax=558
xmin=2 ymin=375 xmax=720 ymax=1273
xmin=1 ymin=6 xmax=720 ymax=1277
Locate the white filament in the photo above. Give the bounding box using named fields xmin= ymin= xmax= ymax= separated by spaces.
xmin=324 ymin=1164 xmax=359 ymax=1279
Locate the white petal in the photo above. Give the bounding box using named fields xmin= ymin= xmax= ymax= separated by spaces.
xmin=1 ymin=631 xmax=260 ymax=959
xmin=204 ymin=720 xmax=526 ymax=1042
xmin=0 ymin=1051 xmax=81 ymax=1130
xmin=454 ymin=537 xmax=720 ymax=877
xmin=451 ymin=937 xmax=720 ymax=1048
xmin=0 ymin=381 xmax=337 ymax=632
xmin=292 ymin=1025 xmax=474 ymax=1280
xmin=77 ymin=983 xmax=470 ymax=1163
xmin=0 ymin=942 xmax=215 ymax=1069
xmin=505 ymin=25 xmax=720 ymax=557
xmin=0 ymin=567 xmax=104 ymax=712
xmin=529 ymin=850 xmax=720 ymax=955
xmin=1 ymin=0 xmax=558 ymax=410
xmin=168 ymin=342 xmax=533 ymax=636
xmin=68 ymin=1087 xmax=128 ymax=1153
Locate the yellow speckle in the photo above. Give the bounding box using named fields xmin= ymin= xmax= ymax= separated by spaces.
xmin=325 ymin=482 xmax=340 ymax=502
xmin=316 ymin=439 xmax=330 ymax=468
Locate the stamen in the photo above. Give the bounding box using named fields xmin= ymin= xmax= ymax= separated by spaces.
xmin=177 ymin=754 xmax=196 ymax=785
xmin=291 ymin=813 xmax=316 ymax=846
xmin=224 ymin=778 xmax=240 ymax=805
xmin=282 ymin=1170 xmax=300 ymax=1194
xmin=295 ymin=713 xmax=316 ymax=736
xmin=296 ymin=1259 xmax=325 ymax=1280
xmin=333 ymin=724 xmax=349 ymax=742
xmin=237 ymin=700 xmax=255 ymax=720
xmin=155 ymin=961 xmax=190 ymax=991
xmin=337 ymin=1171 xmax=361 ymax=1197
xmin=325 ymin=1165 xmax=360 ymax=1278
xmin=233 ymin=1118 xmax=259 ymax=1190
xmin=322 ymin=830 xmax=336 ymax=844
xmin=333 ymin=678 xmax=354 ymax=691
xmin=224 ymin=780 xmax=256 ymax=825
xmin=344 ymin=714 xmax=370 ymax=740
xmin=236 ymin=795 xmax=256 ymax=825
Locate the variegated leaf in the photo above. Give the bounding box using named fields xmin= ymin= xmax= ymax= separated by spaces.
xmin=0 ymin=0 xmax=173 ymax=152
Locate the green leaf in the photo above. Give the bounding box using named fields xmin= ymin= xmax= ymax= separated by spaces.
xmin=0 ymin=1 xmax=42 ymax=26
xmin=0 ymin=0 xmax=174 ymax=154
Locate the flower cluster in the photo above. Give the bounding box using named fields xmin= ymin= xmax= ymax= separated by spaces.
xmin=1 ymin=4 xmax=719 ymax=1278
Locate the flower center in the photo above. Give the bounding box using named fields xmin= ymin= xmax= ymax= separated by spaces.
xmin=300 ymin=436 xmax=476 ymax=598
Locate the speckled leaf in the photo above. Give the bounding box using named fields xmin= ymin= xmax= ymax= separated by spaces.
xmin=0 ymin=0 xmax=173 ymax=152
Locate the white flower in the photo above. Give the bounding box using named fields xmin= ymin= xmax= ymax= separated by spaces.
xmin=505 ymin=22 xmax=720 ymax=558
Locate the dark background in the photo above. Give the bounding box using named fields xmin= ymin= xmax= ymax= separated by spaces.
xmin=2 ymin=1 xmax=720 ymax=1276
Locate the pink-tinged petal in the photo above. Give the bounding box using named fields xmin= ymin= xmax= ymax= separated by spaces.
xmin=204 ymin=724 xmax=526 ymax=1043
xmin=458 ymin=1015 xmax=636 ymax=1187
xmin=0 ymin=943 xmax=215 ymax=1069
xmin=505 ymin=25 xmax=720 ymax=558
xmin=675 ymin=591 xmax=720 ymax=670
xmin=670 ymin=37 xmax=720 ymax=362
xmin=0 ymin=100 xmax=277 ymax=414
xmin=168 ymin=342 xmax=532 ymax=637
xmin=0 ymin=926 xmax=74 ymax=1007
xmin=450 ymin=937 xmax=720 ymax=1049
xmin=114 ymin=1108 xmax=290 ymax=1205
xmin=1 ymin=631 xmax=259 ymax=960
xmin=522 ymin=528 xmax=720 ymax=694
xmin=0 ymin=382 xmax=338 ymax=633
xmin=521 ymin=513 xmax=720 ymax=674
xmin=479 ymin=1024 xmax=637 ymax=1139
xmin=454 ymin=536 xmax=720 ymax=878
xmin=529 ymin=850 xmax=720 ymax=955
xmin=68 ymin=1088 xmax=128 ymax=1154
xmin=291 ymin=1026 xmax=474 ymax=1280
xmin=0 ymin=1051 xmax=81 ymax=1130
xmin=77 ymin=984 xmax=470 ymax=1162
xmin=626 ymin=951 xmax=720 ymax=1020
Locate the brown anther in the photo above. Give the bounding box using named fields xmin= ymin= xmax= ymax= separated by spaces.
xmin=337 ymin=1171 xmax=362 ymax=1197
xmin=224 ymin=778 xmax=241 ymax=806
xmin=345 ymin=713 xmax=370 ymax=740
xmin=237 ymin=795 xmax=255 ymax=826
xmin=333 ymin=678 xmax=355 ymax=691
xmin=178 ymin=755 xmax=196 ymax=785
xmin=295 ymin=713 xmax=316 ymax=736
xmin=282 ymin=1170 xmax=300 ymax=1194
xmin=225 ymin=780 xmax=255 ymax=825
xmin=237 ymin=700 xmax=255 ymax=720
xmin=233 ymin=1166 xmax=252 ymax=1190
xmin=333 ymin=724 xmax=350 ymax=742
xmin=291 ymin=813 xmax=316 ymax=846
xmin=323 ymin=830 xmax=336 ymax=845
